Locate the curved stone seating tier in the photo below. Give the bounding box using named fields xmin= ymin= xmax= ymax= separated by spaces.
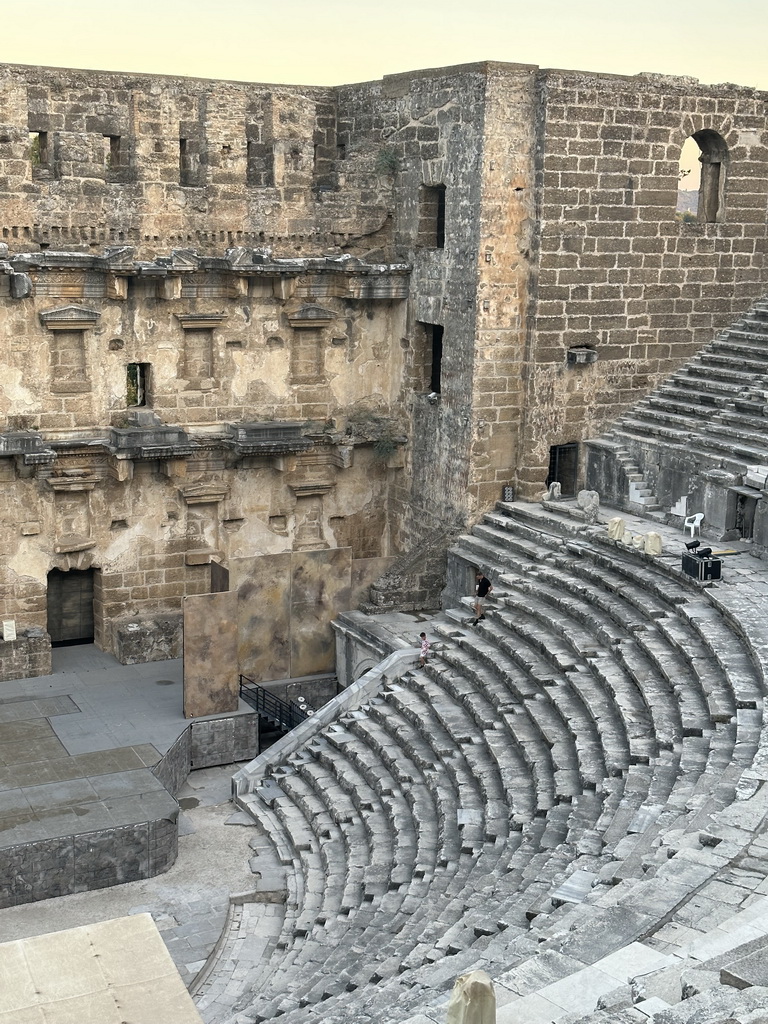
xmin=222 ymin=502 xmax=766 ymax=1024
xmin=431 ymin=630 xmax=611 ymax=793
xmin=230 ymin=668 xmax=575 ymax=1021
xmin=688 ymin=357 xmax=764 ymax=380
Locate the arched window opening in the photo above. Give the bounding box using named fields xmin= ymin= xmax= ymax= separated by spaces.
xmin=676 ymin=130 xmax=728 ymax=224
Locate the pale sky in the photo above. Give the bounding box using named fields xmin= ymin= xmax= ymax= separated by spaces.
xmin=3 ymin=0 xmax=768 ymax=91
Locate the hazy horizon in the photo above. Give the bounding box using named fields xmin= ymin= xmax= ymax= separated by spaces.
xmin=4 ymin=0 xmax=767 ymax=92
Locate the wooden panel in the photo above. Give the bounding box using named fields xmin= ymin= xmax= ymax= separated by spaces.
xmin=182 ymin=591 xmax=238 ymax=718
xmin=47 ymin=569 xmax=95 ymax=644
xmin=210 ymin=560 xmax=230 ymax=594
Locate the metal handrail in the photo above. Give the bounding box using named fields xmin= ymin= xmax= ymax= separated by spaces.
xmin=239 ymin=675 xmax=308 ymax=731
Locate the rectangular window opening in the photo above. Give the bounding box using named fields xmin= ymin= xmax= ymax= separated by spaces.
xmin=418 ymin=184 xmax=446 ymax=249
xmin=29 ymin=131 xmax=49 ymax=170
xmin=104 ymin=134 xmax=121 ymax=170
xmin=430 ymin=324 xmax=443 ymax=393
xmin=127 ymin=363 xmax=150 ymax=407
xmin=415 ymin=321 xmax=444 ymax=394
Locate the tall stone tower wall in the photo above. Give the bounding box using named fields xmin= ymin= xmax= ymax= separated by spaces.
xmin=0 ymin=59 xmax=766 ymax=674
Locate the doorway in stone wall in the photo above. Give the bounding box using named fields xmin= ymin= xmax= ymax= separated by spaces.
xmin=726 ymin=487 xmax=759 ymax=541
xmin=47 ymin=568 xmax=95 ymax=646
xmin=546 ymin=442 xmax=579 ymax=497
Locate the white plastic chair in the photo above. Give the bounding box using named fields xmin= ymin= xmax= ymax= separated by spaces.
xmin=683 ymin=512 xmax=704 ymax=537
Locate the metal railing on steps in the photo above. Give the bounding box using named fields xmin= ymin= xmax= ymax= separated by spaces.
xmin=239 ymin=675 xmax=309 ymax=732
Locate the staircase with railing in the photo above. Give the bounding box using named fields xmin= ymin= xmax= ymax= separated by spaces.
xmin=239 ymin=676 xmax=310 ymax=733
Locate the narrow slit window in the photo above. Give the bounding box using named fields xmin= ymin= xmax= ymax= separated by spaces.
xmin=127 ymin=363 xmax=150 ymax=406
xmin=29 ymin=131 xmax=49 ymax=170
xmin=415 ymin=321 xmax=444 ymax=394
xmin=104 ymin=135 xmax=121 ymax=171
xmin=430 ymin=324 xmax=443 ymax=393
xmin=418 ymin=184 xmax=446 ymax=249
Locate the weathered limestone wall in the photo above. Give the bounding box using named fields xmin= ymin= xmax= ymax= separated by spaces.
xmin=0 ymin=630 xmax=51 ymax=682
xmin=0 ymin=251 xmax=409 ymax=674
xmin=0 ymin=816 xmax=177 ymax=909
xmin=0 ymin=64 xmax=393 ymax=257
xmin=518 ymin=69 xmax=768 ymax=495
xmin=338 ymin=64 xmax=530 ymax=594
xmin=470 ymin=65 xmax=538 ymax=513
xmin=2 ymin=58 xmax=768 ymax=660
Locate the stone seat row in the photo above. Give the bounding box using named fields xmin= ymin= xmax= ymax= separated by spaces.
xmin=625 ymin=398 xmax=768 ymax=451
xmin=442 ymin=581 xmax=737 ymax=865
xmin=233 ymin=669 xmax=576 ymax=1018
xmin=231 ymin=610 xmax=647 ymax=1019
xmin=462 ymin=515 xmax=755 ymax=701
xmin=450 ymin=509 xmax=761 ymax=829
xmin=610 ymin=416 xmax=768 ymax=468
xmin=452 ymin=528 xmax=757 ymax=823
xmin=223 ymin=503 xmax=765 ymax=1024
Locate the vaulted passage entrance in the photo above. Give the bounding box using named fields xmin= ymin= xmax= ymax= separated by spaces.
xmin=47 ymin=568 xmax=95 ymax=646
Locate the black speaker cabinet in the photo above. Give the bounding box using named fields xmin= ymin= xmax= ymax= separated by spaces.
xmin=682 ymin=553 xmax=722 ymax=582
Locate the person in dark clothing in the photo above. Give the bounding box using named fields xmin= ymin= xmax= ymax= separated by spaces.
xmin=472 ymin=571 xmax=492 ymax=624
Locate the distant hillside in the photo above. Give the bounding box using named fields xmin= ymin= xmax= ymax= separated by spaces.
xmin=677 ymin=189 xmax=698 ymax=214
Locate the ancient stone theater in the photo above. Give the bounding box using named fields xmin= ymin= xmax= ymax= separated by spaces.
xmin=5 ymin=55 xmax=768 ymax=1024
xmin=0 ymin=57 xmax=766 ymax=683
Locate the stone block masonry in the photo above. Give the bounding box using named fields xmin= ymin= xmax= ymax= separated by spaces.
xmin=519 ymin=70 xmax=768 ymax=494
xmin=1 ymin=59 xmax=767 ymax=655
xmin=0 ymin=631 xmax=51 ymax=681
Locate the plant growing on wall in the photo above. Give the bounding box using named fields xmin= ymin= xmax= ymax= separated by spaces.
xmin=28 ymin=134 xmax=43 ymax=166
xmin=375 ymin=147 xmax=398 ymax=176
xmin=345 ymin=410 xmax=406 ymax=461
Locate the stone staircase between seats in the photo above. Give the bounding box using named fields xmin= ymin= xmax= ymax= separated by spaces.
xmin=212 ymin=501 xmax=768 ymax=1024
xmin=587 ymin=297 xmax=768 ymax=522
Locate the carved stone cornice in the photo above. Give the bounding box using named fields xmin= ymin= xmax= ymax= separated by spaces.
xmin=39 ymin=305 xmax=100 ymax=331
xmin=176 ymin=313 xmax=227 ymax=330
xmin=287 ymin=304 xmax=336 ymax=329
xmin=180 ymin=483 xmax=229 ymax=505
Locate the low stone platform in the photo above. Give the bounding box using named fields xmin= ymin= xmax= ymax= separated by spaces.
xmin=0 ymin=646 xmax=258 ymax=908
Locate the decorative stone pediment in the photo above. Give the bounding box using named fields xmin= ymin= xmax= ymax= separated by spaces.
xmin=39 ymin=305 xmax=100 ymax=331
xmin=47 ymin=472 xmax=101 ymax=492
xmin=289 ymin=482 xmax=334 ymax=498
xmin=224 ymin=246 xmax=257 ymax=268
xmin=176 ymin=312 xmax=227 ymax=330
xmin=103 ymin=246 xmax=136 ymax=267
xmin=171 ymin=248 xmax=202 ymax=270
xmin=180 ymin=483 xmax=229 ymax=505
xmin=287 ymin=304 xmax=336 ymax=329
